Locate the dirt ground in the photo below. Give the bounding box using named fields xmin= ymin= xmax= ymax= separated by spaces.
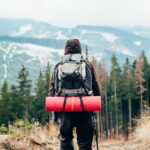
xmin=1 ymin=116 xmax=150 ymax=150
xmin=0 ymin=135 xmax=146 ymax=150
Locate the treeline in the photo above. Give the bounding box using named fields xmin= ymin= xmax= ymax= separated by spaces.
xmin=0 ymin=62 xmax=51 ymax=127
xmin=92 ymin=50 xmax=150 ymax=139
xmin=0 ymin=51 xmax=150 ymax=139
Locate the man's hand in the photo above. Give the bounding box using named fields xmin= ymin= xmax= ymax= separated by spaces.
xmin=52 ymin=111 xmax=60 ymax=125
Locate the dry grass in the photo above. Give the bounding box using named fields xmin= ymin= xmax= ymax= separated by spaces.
xmin=129 ymin=107 xmax=150 ymax=150
xmin=96 ymin=107 xmax=150 ymax=150
xmin=0 ymin=121 xmax=60 ymax=150
xmin=1 ymin=108 xmax=150 ymax=150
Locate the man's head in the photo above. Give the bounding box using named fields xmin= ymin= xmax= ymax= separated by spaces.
xmin=64 ymin=39 xmax=82 ymax=55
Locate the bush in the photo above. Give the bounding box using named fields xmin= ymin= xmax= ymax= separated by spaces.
xmin=0 ymin=126 xmax=8 ymax=134
xmin=9 ymin=119 xmax=35 ymax=136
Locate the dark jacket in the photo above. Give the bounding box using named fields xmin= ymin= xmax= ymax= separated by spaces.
xmin=49 ymin=39 xmax=100 ymax=96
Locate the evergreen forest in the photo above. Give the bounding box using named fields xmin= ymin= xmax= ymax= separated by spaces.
xmin=0 ymin=50 xmax=150 ymax=139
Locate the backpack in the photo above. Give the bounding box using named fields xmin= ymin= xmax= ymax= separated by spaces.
xmin=54 ymin=54 xmax=93 ymax=97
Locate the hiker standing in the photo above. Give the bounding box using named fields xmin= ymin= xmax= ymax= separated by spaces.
xmin=49 ymin=39 xmax=100 ymax=150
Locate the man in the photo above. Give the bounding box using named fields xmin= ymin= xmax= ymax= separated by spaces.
xmin=49 ymin=39 xmax=100 ymax=150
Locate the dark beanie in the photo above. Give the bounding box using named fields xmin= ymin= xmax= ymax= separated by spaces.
xmin=64 ymin=39 xmax=82 ymax=55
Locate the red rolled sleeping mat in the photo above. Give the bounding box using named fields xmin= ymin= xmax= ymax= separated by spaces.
xmin=46 ymin=96 xmax=101 ymax=111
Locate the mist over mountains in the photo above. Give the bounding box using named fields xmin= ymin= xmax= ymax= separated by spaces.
xmin=0 ymin=18 xmax=150 ymax=86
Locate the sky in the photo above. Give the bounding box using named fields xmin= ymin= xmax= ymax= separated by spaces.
xmin=0 ymin=0 xmax=150 ymax=27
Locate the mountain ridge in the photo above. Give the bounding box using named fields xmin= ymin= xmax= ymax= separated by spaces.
xmin=0 ymin=18 xmax=150 ymax=87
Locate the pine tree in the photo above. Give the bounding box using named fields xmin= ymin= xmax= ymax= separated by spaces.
xmin=141 ymin=51 xmax=150 ymax=105
xmin=98 ymin=58 xmax=109 ymax=138
xmin=0 ymin=80 xmax=10 ymax=127
xmin=17 ymin=65 xmax=32 ymax=121
xmin=34 ymin=62 xmax=52 ymax=124
xmin=91 ymin=57 xmax=100 ymax=137
xmin=34 ymin=70 xmax=46 ymax=123
xmin=134 ymin=55 xmax=146 ymax=117
xmin=128 ymin=66 xmax=135 ymax=134
xmin=9 ymin=84 xmax=27 ymax=122
xmin=9 ymin=85 xmax=19 ymax=122
xmin=110 ymin=54 xmax=121 ymax=135
xmin=85 ymin=45 xmax=89 ymax=61
xmin=121 ymin=58 xmax=135 ymax=137
xmin=43 ymin=62 xmax=51 ymax=122
xmin=44 ymin=62 xmax=51 ymax=96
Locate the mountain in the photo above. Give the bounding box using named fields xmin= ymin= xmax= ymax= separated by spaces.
xmin=119 ymin=26 xmax=150 ymax=39
xmin=0 ymin=18 xmax=150 ymax=87
xmin=0 ymin=41 xmax=64 ymax=86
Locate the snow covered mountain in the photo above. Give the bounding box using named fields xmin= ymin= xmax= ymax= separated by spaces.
xmin=0 ymin=41 xmax=63 ymax=86
xmin=0 ymin=18 xmax=150 ymax=86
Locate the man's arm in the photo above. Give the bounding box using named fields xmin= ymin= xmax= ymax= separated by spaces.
xmin=48 ymin=64 xmax=60 ymax=125
xmin=48 ymin=64 xmax=58 ymax=96
xmin=86 ymin=60 xmax=100 ymax=96
xmin=91 ymin=64 xmax=100 ymax=96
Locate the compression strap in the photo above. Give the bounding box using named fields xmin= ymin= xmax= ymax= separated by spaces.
xmin=62 ymin=96 xmax=67 ymax=111
xmin=79 ymin=96 xmax=85 ymax=111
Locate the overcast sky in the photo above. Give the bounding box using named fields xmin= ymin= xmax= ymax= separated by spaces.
xmin=0 ymin=0 xmax=150 ymax=27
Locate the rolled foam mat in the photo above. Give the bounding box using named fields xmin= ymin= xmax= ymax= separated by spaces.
xmin=46 ymin=96 xmax=101 ymax=111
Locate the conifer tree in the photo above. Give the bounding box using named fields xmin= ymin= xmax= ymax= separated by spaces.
xmin=121 ymin=58 xmax=135 ymax=136
xmin=98 ymin=58 xmax=109 ymax=137
xmin=85 ymin=45 xmax=89 ymax=61
xmin=34 ymin=62 xmax=52 ymax=124
xmin=0 ymin=80 xmax=10 ymax=127
xmin=135 ymin=55 xmax=146 ymax=116
xmin=9 ymin=85 xmax=20 ymax=122
xmin=17 ymin=65 xmax=32 ymax=121
xmin=44 ymin=62 xmax=51 ymax=95
xmin=34 ymin=70 xmax=46 ymax=123
xmin=110 ymin=54 xmax=121 ymax=135
xmin=128 ymin=64 xmax=135 ymax=134
xmin=141 ymin=51 xmax=150 ymax=105
xmin=43 ymin=62 xmax=51 ymax=122
xmin=91 ymin=56 xmax=101 ymax=137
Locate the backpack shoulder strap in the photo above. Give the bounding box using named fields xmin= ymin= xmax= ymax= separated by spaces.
xmin=62 ymin=54 xmax=84 ymax=63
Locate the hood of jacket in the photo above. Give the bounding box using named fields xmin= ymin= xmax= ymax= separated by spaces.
xmin=64 ymin=39 xmax=82 ymax=55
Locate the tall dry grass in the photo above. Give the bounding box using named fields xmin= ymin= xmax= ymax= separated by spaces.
xmin=130 ymin=107 xmax=150 ymax=150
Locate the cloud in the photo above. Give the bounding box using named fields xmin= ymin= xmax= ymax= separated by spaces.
xmin=0 ymin=0 xmax=150 ymax=27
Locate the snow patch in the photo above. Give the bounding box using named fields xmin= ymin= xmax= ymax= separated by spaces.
xmin=80 ymin=30 xmax=119 ymax=43
xmin=81 ymin=40 xmax=95 ymax=47
xmin=134 ymin=32 xmax=140 ymax=36
xmin=25 ymin=57 xmax=37 ymax=63
xmin=94 ymin=53 xmax=103 ymax=61
xmin=0 ymin=41 xmax=64 ymax=65
xmin=111 ymin=45 xmax=134 ymax=57
xmin=134 ymin=41 xmax=141 ymax=46
xmin=81 ymin=40 xmax=89 ymax=45
xmin=3 ymin=64 xmax=7 ymax=79
xmin=32 ymin=31 xmax=50 ymax=39
xmin=3 ymin=55 xmax=6 ymax=61
xmin=80 ymin=30 xmax=87 ymax=35
xmin=16 ymin=43 xmax=64 ymax=65
xmin=56 ymin=31 xmax=67 ymax=40
xmin=12 ymin=24 xmax=33 ymax=36
xmin=80 ymin=30 xmax=100 ymax=36
xmin=100 ymin=32 xmax=118 ymax=43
